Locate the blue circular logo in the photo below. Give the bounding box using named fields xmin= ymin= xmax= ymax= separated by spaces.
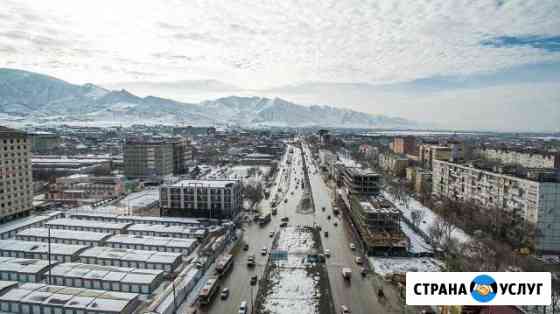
xmin=470 ymin=274 xmax=497 ymax=303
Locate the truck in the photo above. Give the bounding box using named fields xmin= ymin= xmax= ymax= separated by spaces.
xmin=342 ymin=267 xmax=352 ymax=280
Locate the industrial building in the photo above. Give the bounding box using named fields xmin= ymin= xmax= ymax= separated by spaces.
xmin=126 ymin=224 xmax=207 ymax=239
xmin=49 ymin=263 xmax=164 ymax=294
xmin=45 ymin=218 xmax=131 ymax=235
xmin=0 ymin=211 xmax=63 ymax=240
xmin=0 ymin=257 xmax=52 ymax=283
xmin=16 ymin=228 xmax=112 ymax=246
xmin=433 ymin=159 xmax=560 ymax=253
xmin=0 ymin=126 xmax=33 ymax=223
xmin=160 ymin=179 xmax=242 ymax=219
xmin=105 ymin=234 xmax=197 ymax=255
xmin=47 ymin=175 xmax=125 ymax=205
xmin=68 ymin=212 xmax=202 ymax=227
xmin=0 ymin=282 xmax=140 ymax=314
xmin=0 ymin=240 xmax=88 ymax=263
xmin=78 ymin=247 xmax=182 ymax=272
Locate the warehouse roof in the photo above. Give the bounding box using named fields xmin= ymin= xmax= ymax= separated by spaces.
xmin=17 ymin=228 xmax=112 ymax=242
xmin=46 ymin=218 xmax=131 ymax=231
xmin=0 ymin=240 xmax=89 ymax=256
xmin=0 ymin=257 xmax=52 ymax=275
xmin=79 ymin=247 xmax=181 ymax=265
xmin=68 ymin=211 xmax=201 ymax=225
xmin=49 ymin=263 xmax=162 ymax=285
xmin=0 ymin=211 xmax=63 ymax=236
xmin=106 ymin=234 xmax=196 ymax=250
xmin=170 ymin=179 xmax=239 ymax=188
xmin=0 ymin=283 xmax=138 ymax=312
xmin=127 ymin=224 xmax=206 ymax=237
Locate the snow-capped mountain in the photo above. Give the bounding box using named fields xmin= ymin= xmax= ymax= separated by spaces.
xmin=0 ymin=68 xmax=419 ymax=128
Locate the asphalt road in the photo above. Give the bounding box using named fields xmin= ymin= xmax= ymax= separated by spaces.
xmin=202 ymin=142 xmax=403 ymax=314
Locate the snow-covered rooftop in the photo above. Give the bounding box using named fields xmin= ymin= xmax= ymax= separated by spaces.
xmin=17 ymin=228 xmax=112 ymax=242
xmin=49 ymin=263 xmax=162 ymax=285
xmin=0 ymin=240 xmax=88 ymax=256
xmin=170 ymin=179 xmax=239 ymax=188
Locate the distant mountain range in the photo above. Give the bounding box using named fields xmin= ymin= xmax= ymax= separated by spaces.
xmin=0 ymin=68 xmax=420 ymax=128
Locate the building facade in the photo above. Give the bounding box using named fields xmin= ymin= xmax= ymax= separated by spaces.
xmin=432 ymin=159 xmax=560 ymax=253
xmin=160 ymin=179 xmax=242 ymax=219
xmin=418 ymin=144 xmax=452 ymax=169
xmin=124 ymin=138 xmax=175 ymax=178
xmin=47 ymin=174 xmax=125 ymax=204
xmin=477 ymin=148 xmax=560 ymax=169
xmin=378 ymin=153 xmax=410 ymax=177
xmin=339 ymin=167 xmax=381 ymax=195
xmin=0 ymin=127 xmax=33 ymax=223
xmin=392 ymin=136 xmax=416 ymax=155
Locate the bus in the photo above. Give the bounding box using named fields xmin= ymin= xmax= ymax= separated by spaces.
xmin=216 ymin=254 xmax=234 ymax=275
xmin=199 ymin=276 xmax=220 ymax=305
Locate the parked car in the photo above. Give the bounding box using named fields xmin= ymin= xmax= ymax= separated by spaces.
xmin=325 ymin=249 xmax=331 ymax=257
xmin=261 ymin=247 xmax=268 ymax=255
xmin=243 ymin=244 xmax=249 ymax=251
xmin=324 ymin=231 xmax=329 ymax=237
xmin=280 ymin=222 xmax=288 ymax=227
xmin=355 ymin=256 xmax=362 ymax=265
xmin=250 ymin=275 xmax=258 ymax=285
xmin=350 ymin=243 xmax=356 ymax=250
xmin=220 ymin=288 xmax=230 ymax=299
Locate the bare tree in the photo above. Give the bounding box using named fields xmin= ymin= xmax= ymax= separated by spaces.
xmin=243 ymin=182 xmax=264 ymax=209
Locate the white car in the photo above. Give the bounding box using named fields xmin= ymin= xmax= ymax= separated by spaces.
xmin=325 ymin=249 xmax=331 ymax=257
xmin=269 ymin=231 xmax=275 ymax=238
xmin=261 ymin=247 xmax=268 ymax=255
xmin=355 ymin=256 xmax=362 ymax=265
xmin=341 ymin=305 xmax=351 ymax=314
xmin=350 ymin=243 xmax=356 ymax=250
xmin=239 ymin=301 xmax=247 ymax=314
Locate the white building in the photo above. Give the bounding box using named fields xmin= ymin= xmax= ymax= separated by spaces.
xmin=78 ymin=247 xmax=182 ymax=272
xmin=0 ymin=257 xmax=52 ymax=283
xmin=16 ymin=228 xmax=112 ymax=246
xmin=0 ymin=211 xmax=63 ymax=240
xmin=126 ymin=223 xmax=207 ymax=239
xmin=67 ymin=212 xmax=202 ymax=227
xmin=0 ymin=240 xmax=88 ymax=263
xmin=49 ymin=263 xmax=164 ymax=294
xmin=45 ymin=218 xmax=131 ymax=235
xmin=432 ymin=159 xmax=560 ymax=253
xmin=105 ymin=234 xmax=197 ymax=255
xmin=477 ymin=148 xmax=560 ymax=169
xmin=160 ymin=179 xmax=242 ymax=219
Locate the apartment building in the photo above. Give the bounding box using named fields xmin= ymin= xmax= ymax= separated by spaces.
xmin=172 ymin=137 xmax=193 ymax=174
xmin=47 ymin=174 xmax=125 ymax=204
xmin=0 ymin=127 xmax=33 ymax=223
xmin=478 ymin=147 xmax=560 ymax=169
xmin=418 ymin=144 xmax=452 ymax=168
xmin=392 ymin=136 xmax=416 ymax=155
xmin=432 ymin=159 xmax=560 ymax=253
xmin=124 ymin=138 xmax=175 ymax=178
xmin=160 ymin=179 xmax=242 ymax=219
xmin=378 ymin=153 xmax=409 ymax=177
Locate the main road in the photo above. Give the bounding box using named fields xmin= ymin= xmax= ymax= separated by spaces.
xmin=201 ymin=141 xmax=402 ymax=314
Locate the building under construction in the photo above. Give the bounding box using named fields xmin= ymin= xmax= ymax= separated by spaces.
xmin=347 ymin=195 xmax=408 ymax=256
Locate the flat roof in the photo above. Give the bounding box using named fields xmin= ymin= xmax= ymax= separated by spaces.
xmin=46 ymin=218 xmax=131 ymax=231
xmin=79 ymin=247 xmax=181 ymax=265
xmin=106 ymin=234 xmax=196 ymax=250
xmin=361 ymin=199 xmax=399 ymax=214
xmin=0 ymin=211 xmax=63 ymax=236
xmin=170 ymin=179 xmax=239 ymax=188
xmin=127 ymin=223 xmax=206 ymax=236
xmin=67 ymin=211 xmax=201 ymax=225
xmin=0 ymin=257 xmax=52 ymax=275
xmin=17 ymin=228 xmax=112 ymax=242
xmin=0 ymin=283 xmax=138 ymax=312
xmin=0 ymin=240 xmax=88 ymax=256
xmin=49 ymin=263 xmax=162 ymax=285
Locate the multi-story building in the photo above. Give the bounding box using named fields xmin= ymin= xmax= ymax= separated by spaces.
xmin=477 ymin=147 xmax=560 ymax=169
xmin=47 ymin=174 xmax=125 ymax=204
xmin=339 ymin=167 xmax=381 ymax=195
xmin=418 ymin=144 xmax=452 ymax=169
xmin=0 ymin=127 xmax=33 ymax=223
xmin=378 ymin=153 xmax=409 ymax=177
xmin=124 ymin=138 xmax=175 ymax=178
xmin=392 ymin=136 xmax=416 ymax=155
xmin=160 ymin=179 xmax=242 ymax=219
xmin=432 ymin=159 xmax=560 ymax=253
xmin=171 ymin=137 xmax=192 ymax=174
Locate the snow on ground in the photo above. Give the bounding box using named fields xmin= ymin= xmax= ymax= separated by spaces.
xmin=400 ymin=221 xmax=432 ymax=254
xmin=383 ymin=191 xmax=471 ymax=244
xmin=262 ymin=227 xmax=320 ymax=314
xmin=369 ymin=257 xmax=444 ymax=276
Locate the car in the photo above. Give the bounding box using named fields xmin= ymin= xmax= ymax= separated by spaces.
xmin=220 ymin=288 xmax=230 ymax=299
xmin=350 ymin=243 xmax=356 ymax=250
xmin=281 ymin=217 xmax=289 ymax=222
xmin=324 ymin=231 xmax=329 ymax=237
xmin=261 ymin=247 xmax=268 ymax=255
xmin=284 ymin=199 xmax=288 ymax=203
xmin=355 ymin=256 xmax=362 ymax=265
xmin=327 ymin=215 xmax=331 ymax=220
xmin=243 ymin=244 xmax=249 ymax=251
xmin=341 ymin=305 xmax=351 ymax=314
xmin=239 ymin=301 xmax=248 ymax=314
xmin=322 ymin=206 xmax=326 ymax=211
xmin=333 ymin=221 xmax=338 ymax=227
xmin=325 ymin=249 xmax=331 ymax=257
xmin=269 ymin=231 xmax=275 ymax=238
xmin=280 ymin=222 xmax=288 ymax=227
xmin=250 ymin=275 xmax=258 ymax=285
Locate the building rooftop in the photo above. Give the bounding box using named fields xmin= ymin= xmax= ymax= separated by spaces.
xmin=17 ymin=228 xmax=112 ymax=242
xmin=105 ymin=234 xmax=197 ymax=250
xmin=49 ymin=263 xmax=162 ymax=285
xmin=0 ymin=126 xmax=27 ymax=139
xmin=0 ymin=240 xmax=88 ymax=256
xmin=0 ymin=257 xmax=52 ymax=275
xmin=0 ymin=211 xmax=63 ymax=237
xmin=67 ymin=211 xmax=201 ymax=226
xmin=45 ymin=218 xmax=131 ymax=231
xmin=170 ymin=179 xmax=240 ymax=188
xmin=127 ymin=224 xmax=206 ymax=237
xmin=79 ymin=247 xmax=181 ymax=265
xmin=346 ymin=167 xmax=380 ymax=177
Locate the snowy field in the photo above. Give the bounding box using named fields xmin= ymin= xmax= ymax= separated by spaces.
xmin=383 ymin=191 xmax=471 ymax=244
xmin=261 ymin=227 xmax=320 ymax=314
xmin=400 ymin=221 xmax=432 ymax=254
xmin=369 ymin=257 xmax=444 ymax=276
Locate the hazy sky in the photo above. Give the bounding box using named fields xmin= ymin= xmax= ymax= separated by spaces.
xmin=1 ymin=0 xmax=559 ymax=131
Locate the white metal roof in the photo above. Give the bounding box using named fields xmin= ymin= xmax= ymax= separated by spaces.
xmin=0 ymin=240 xmax=88 ymax=256
xmin=79 ymin=247 xmax=181 ymax=265
xmin=17 ymin=228 xmax=112 ymax=242
xmin=0 ymin=257 xmax=52 ymax=275
xmin=49 ymin=263 xmax=162 ymax=285
xmin=106 ymin=234 xmax=196 ymax=250
xmin=46 ymin=218 xmax=131 ymax=231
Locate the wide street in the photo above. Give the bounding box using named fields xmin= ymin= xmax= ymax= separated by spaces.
xmin=199 ymin=142 xmax=403 ymax=314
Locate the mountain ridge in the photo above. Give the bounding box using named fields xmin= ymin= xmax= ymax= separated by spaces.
xmin=0 ymin=68 xmax=420 ymax=128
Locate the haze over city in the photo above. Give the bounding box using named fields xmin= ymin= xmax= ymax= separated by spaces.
xmin=1 ymin=0 xmax=559 ymax=131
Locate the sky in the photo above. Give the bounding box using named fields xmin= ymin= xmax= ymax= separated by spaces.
xmin=0 ymin=0 xmax=559 ymax=132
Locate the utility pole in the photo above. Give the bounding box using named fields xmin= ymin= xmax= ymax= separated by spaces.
xmin=47 ymin=226 xmax=52 ymax=285
xmin=172 ymin=279 xmax=177 ymax=314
